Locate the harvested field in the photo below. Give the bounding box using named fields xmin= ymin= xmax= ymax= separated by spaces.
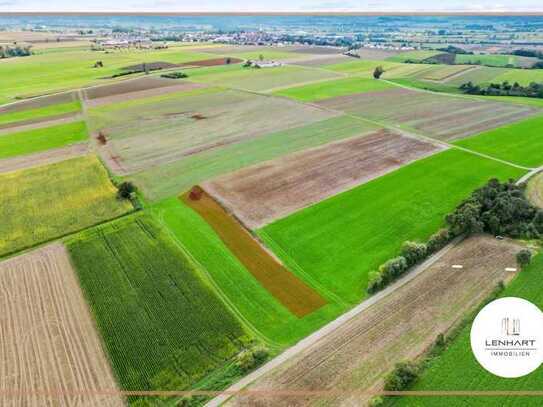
xmin=527 ymin=172 xmax=543 ymax=208
xmin=419 ymin=64 xmax=475 ymax=81
xmin=391 ymin=252 xmax=543 ymax=407
xmin=0 ymin=143 xmax=89 ymax=173
xmin=90 ymin=88 xmax=336 ymax=174
xmin=182 ymin=188 xmax=327 ymax=317
xmin=205 ymin=130 xmax=442 ymax=229
xmin=82 ymin=76 xmax=206 ymax=107
xmin=0 ymin=244 xmax=123 ymax=407
xmin=316 ymin=87 xmax=539 ymax=141
xmin=129 ymin=115 xmax=377 ymax=201
xmin=231 ymin=236 xmax=523 ymax=407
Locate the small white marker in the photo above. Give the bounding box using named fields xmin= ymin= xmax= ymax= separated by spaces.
xmin=505 ymin=267 xmax=517 ymax=272
xmin=452 ymin=264 xmax=463 ymax=269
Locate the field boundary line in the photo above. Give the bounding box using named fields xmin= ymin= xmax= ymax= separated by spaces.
xmin=205 ymin=236 xmax=463 ymax=407
xmin=257 ymin=229 xmax=348 ymax=307
xmin=517 ymin=166 xmax=543 ymax=185
xmin=152 ymin=207 xmax=281 ymax=350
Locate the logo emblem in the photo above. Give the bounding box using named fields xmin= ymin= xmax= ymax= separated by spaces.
xmin=471 ymin=297 xmax=543 ymax=378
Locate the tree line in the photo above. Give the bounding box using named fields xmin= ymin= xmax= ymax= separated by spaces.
xmin=0 ymin=45 xmax=32 ymax=59
xmin=460 ymin=80 xmax=543 ymax=99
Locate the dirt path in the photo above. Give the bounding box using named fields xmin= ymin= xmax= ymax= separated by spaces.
xmin=0 ymin=244 xmax=123 ymax=407
xmin=209 ymin=236 xmax=522 ymax=407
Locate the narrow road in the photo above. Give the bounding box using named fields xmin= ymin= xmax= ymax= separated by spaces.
xmin=205 ymin=236 xmax=463 ymax=407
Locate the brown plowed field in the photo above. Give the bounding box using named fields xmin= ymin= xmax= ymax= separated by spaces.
xmin=317 ymin=87 xmax=539 ymax=141
xmin=182 ymin=187 xmax=326 ymax=317
xmin=0 ymin=244 xmax=123 ymax=407
xmin=230 ymin=235 xmax=523 ymax=407
xmin=180 ymin=57 xmax=243 ymax=67
xmin=0 ymin=143 xmax=88 ymax=173
xmin=204 ymin=130 xmax=442 ymax=229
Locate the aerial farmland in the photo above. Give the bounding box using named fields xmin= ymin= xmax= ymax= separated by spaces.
xmin=1 ymin=13 xmax=543 ymax=407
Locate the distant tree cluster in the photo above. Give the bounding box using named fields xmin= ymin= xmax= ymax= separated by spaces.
xmin=0 ymin=45 xmax=32 ymax=58
xmin=161 ymin=71 xmax=187 ymax=79
xmin=446 ymin=178 xmax=543 ymax=239
xmin=460 ymin=81 xmax=543 ymax=98
xmin=437 ymin=45 xmax=473 ymax=55
xmin=512 ymin=49 xmax=543 ymax=59
xmin=373 ymin=65 xmax=384 ymax=79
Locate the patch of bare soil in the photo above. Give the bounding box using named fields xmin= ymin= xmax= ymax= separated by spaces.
xmin=182 ymin=188 xmax=326 ymax=317
xmin=83 ymin=77 xmax=206 ymax=107
xmin=0 ymin=244 xmax=123 ymax=406
xmin=205 ymin=130 xmax=442 ymax=229
xmin=230 ymin=235 xmax=523 ymax=407
xmin=0 ymin=143 xmax=88 ymax=173
xmin=179 ymin=57 xmax=243 ymax=67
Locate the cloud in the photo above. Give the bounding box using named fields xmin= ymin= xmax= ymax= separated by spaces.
xmin=0 ymin=0 xmax=17 ymax=5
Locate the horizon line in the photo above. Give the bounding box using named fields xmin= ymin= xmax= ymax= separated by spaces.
xmin=2 ymin=11 xmax=543 ymax=16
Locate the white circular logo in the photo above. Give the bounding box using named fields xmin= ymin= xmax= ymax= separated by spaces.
xmin=470 ymin=297 xmax=543 ymax=378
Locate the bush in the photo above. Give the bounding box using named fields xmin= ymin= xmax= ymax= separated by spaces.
xmin=384 ymin=361 xmax=419 ymax=391
xmin=161 ymin=71 xmax=187 ymax=79
xmin=517 ymin=249 xmax=532 ymax=267
xmin=373 ymin=65 xmax=385 ymax=79
xmin=235 ymin=347 xmax=269 ymax=373
xmin=117 ymin=181 xmax=137 ymax=200
xmin=427 ymin=228 xmax=451 ymax=253
xmin=368 ymin=396 xmax=384 ymax=406
xmin=400 ymin=241 xmax=427 ymax=267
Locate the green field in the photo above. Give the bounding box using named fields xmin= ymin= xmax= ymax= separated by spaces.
xmin=128 ymin=115 xmax=377 ymax=201
xmin=0 ymin=100 xmax=81 ymax=126
xmin=0 ymin=155 xmax=131 ymax=256
xmin=386 ymin=78 xmax=461 ymax=94
xmin=455 ymin=53 xmax=518 ymax=67
xmin=0 ymin=121 xmax=88 ymax=160
xmin=187 ymin=64 xmax=341 ymax=91
xmin=455 ymin=115 xmax=543 ymax=168
xmin=67 ymin=214 xmax=249 ymax=392
xmin=326 ymin=60 xmax=401 ymax=75
xmin=152 ymin=198 xmax=345 ymax=347
xmin=274 ymin=77 xmax=394 ymax=102
xmin=259 ymin=149 xmax=525 ymax=304
xmin=389 ymin=253 xmax=543 ymax=407
xmin=0 ymin=47 xmax=214 ymax=103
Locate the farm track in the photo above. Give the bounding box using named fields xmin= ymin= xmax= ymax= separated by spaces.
xmin=0 ymin=244 xmax=123 ymax=407
xmin=219 ymin=236 xmax=522 ymax=407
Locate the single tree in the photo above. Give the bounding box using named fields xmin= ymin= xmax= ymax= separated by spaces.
xmin=117 ymin=181 xmax=137 ymax=200
xmin=373 ymin=65 xmax=385 ymax=79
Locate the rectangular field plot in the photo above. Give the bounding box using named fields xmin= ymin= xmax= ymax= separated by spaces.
xmin=455 ymin=115 xmax=543 ymax=168
xmin=0 ymin=99 xmax=81 ymax=130
xmin=90 ymin=88 xmax=336 ymax=174
xmin=390 ymin=252 xmax=543 ymax=407
xmin=0 ymin=155 xmax=131 ymax=256
xmin=418 ymin=64 xmax=475 ymax=81
xmin=0 ymin=121 xmax=88 ymax=160
xmin=82 ymin=76 xmax=206 ymax=107
xmin=233 ymin=236 xmax=523 ymax=407
xmin=0 ymin=244 xmax=123 ymax=407
xmin=274 ymin=77 xmax=394 ymax=102
xmin=129 ymin=115 xmax=375 ymax=201
xmin=182 ymin=189 xmax=326 ymax=317
xmin=317 ymin=87 xmax=539 ymax=141
xmin=187 ymin=65 xmax=341 ymax=92
xmin=205 ymin=130 xmax=442 ymax=229
xmin=443 ymin=66 xmax=506 ymax=86
xmin=259 ymin=149 xmax=525 ymax=305
xmin=67 ymin=214 xmax=249 ymax=393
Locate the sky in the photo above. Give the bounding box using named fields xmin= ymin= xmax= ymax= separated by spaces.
xmin=1 ymin=0 xmax=543 ymax=12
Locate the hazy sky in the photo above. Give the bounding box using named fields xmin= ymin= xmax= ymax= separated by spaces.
xmin=2 ymin=0 xmax=543 ymax=12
